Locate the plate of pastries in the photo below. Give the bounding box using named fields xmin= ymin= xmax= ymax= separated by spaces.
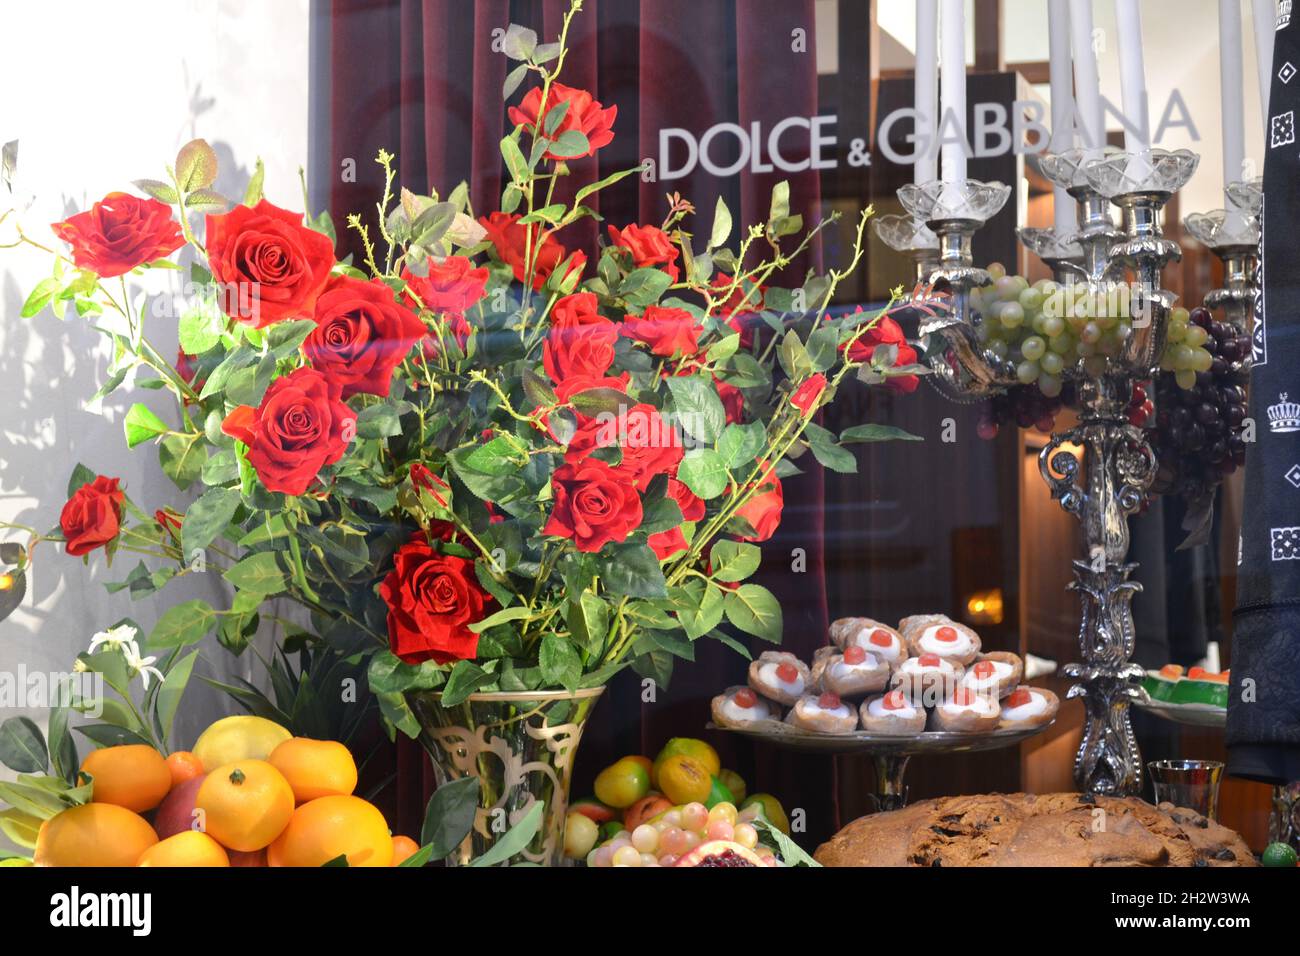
xmin=710 ymin=614 xmax=1058 ymax=752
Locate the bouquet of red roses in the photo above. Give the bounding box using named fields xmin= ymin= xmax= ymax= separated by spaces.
xmin=1 ymin=2 xmax=923 ymax=737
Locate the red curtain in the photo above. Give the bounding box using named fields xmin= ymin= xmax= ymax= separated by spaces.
xmin=327 ymin=0 xmax=839 ymax=844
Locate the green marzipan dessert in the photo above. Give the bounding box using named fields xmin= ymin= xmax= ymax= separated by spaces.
xmin=1143 ymin=671 xmax=1180 ymax=702
xmin=1168 ymin=677 xmax=1228 ymax=708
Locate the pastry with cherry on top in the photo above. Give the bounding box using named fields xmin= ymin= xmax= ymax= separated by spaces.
xmin=890 ymin=653 xmax=964 ymax=706
xmin=900 ymin=615 xmax=981 ymax=666
xmin=997 ymin=686 xmax=1060 ymax=730
xmin=859 ymin=689 xmax=927 ymax=736
xmin=818 ymin=645 xmax=890 ymax=698
xmin=711 ymin=685 xmax=779 ymax=729
xmin=785 ymin=691 xmax=859 ymax=734
xmin=929 ymin=686 xmax=1001 ymax=732
xmin=830 ymin=618 xmax=907 ymax=666
xmin=748 ymin=650 xmax=812 ymax=706
xmin=957 ymin=651 xmax=1023 ymax=700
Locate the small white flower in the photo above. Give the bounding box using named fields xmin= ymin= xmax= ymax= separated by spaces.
xmin=121 ymin=641 xmax=165 ymax=690
xmin=87 ymin=624 xmax=139 ymax=656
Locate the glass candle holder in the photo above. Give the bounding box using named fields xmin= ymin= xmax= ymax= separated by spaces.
xmin=1147 ymin=759 xmax=1225 ymax=820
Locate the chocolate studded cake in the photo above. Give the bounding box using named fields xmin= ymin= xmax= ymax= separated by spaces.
xmin=814 ymin=792 xmax=1256 ymax=867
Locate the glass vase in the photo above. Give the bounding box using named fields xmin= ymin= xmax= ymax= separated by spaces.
xmin=406 ymin=687 xmax=603 ymax=866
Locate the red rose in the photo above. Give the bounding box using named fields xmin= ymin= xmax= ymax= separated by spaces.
xmin=564 ymin=403 xmax=684 ymax=489
xmin=543 ymin=458 xmax=643 ymax=553
xmin=50 ymin=193 xmax=184 ymax=278
xmin=60 ymin=476 xmax=125 ymax=557
xmin=733 ymin=462 xmax=783 ymax=542
xmin=790 ymin=373 xmax=827 ymax=415
xmin=666 ymin=476 xmax=705 ymax=522
xmin=303 ymin=276 xmax=425 ymax=399
xmin=379 ymin=535 xmax=490 ymax=664
xmin=409 ymin=463 xmax=450 ymax=507
xmin=553 ymin=372 xmax=630 ymax=404
xmin=543 ymin=293 xmax=619 ymax=383
xmin=620 ymin=305 xmax=701 ymax=358
xmin=222 ymin=367 xmax=356 ymax=496
xmin=401 ymin=257 xmax=489 ymax=315
xmin=716 ymin=376 xmax=746 ymax=424
xmin=648 ymin=479 xmax=705 ymax=559
xmin=206 ymin=199 xmax=335 ymax=328
xmin=607 ymin=224 xmax=680 ymax=282
xmin=508 ymin=83 xmax=617 ymax=160
xmin=479 ymin=212 xmax=585 ymax=291
xmin=843 ymin=312 xmax=920 ymax=394
xmin=153 ymin=508 xmax=183 ymax=535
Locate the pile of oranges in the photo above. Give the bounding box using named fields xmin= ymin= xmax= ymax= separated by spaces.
xmin=33 ymin=715 xmax=420 ymax=868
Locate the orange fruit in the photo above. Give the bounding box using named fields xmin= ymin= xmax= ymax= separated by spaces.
xmin=267 ymin=795 xmax=394 ymax=868
xmin=34 ymin=803 xmax=158 ymax=867
xmin=267 ymin=738 xmax=358 ymax=803
xmin=652 ymin=738 xmax=720 ymax=787
xmin=195 ymin=760 xmax=295 ymax=852
xmin=656 ymin=755 xmax=713 ymax=805
xmin=390 ymin=834 xmax=420 ymax=866
xmin=165 ymin=751 xmax=205 ymax=789
xmin=81 ymin=745 xmax=171 ymax=812
xmin=137 ymin=831 xmax=229 ymax=867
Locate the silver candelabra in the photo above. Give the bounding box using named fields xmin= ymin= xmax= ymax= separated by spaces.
xmin=876 ymin=150 xmax=1259 ymax=796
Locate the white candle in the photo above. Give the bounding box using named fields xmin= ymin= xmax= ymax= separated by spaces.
xmin=914 ymin=0 xmax=939 ymax=184
xmin=1069 ymin=0 xmax=1105 ymax=159
xmin=1221 ymin=0 xmax=1247 ymax=188
xmin=1048 ymin=0 xmax=1076 ymax=235
xmin=1114 ymin=0 xmax=1150 ymax=151
xmin=1252 ymin=0 xmax=1275 ymax=129
xmin=939 ymin=0 xmax=967 ymax=184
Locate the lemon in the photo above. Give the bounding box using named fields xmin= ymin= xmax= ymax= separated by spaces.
xmin=192 ymin=716 xmax=292 ymax=772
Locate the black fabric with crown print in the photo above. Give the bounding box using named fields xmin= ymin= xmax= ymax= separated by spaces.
xmin=1228 ymin=2 xmax=1300 ymax=784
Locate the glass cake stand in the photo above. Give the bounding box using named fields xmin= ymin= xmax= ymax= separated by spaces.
xmin=709 ymin=719 xmax=1055 ymax=811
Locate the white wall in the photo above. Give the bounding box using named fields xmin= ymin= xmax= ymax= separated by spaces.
xmin=0 ymin=0 xmax=311 ymax=802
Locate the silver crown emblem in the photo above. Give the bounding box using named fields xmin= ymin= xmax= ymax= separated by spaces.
xmin=1269 ymin=393 xmax=1300 ymax=433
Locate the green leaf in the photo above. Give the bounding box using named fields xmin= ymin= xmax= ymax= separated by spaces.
xmin=542 ymin=99 xmax=572 ymax=136
xmin=501 ymin=136 xmax=529 ymax=184
xmin=124 ymin=404 xmax=169 ymax=448
xmin=839 ymin=423 xmax=924 ymax=443
xmin=222 ymin=552 xmax=286 ymax=595
xmin=716 ymin=422 xmax=765 ymax=470
xmin=708 ymin=540 xmax=761 ymax=583
xmin=267 ymin=318 xmax=317 ymax=358
xmin=156 ymin=650 xmax=199 ymax=743
xmin=754 ymin=818 xmax=821 ymax=867
xmin=574 ymin=166 xmax=644 ymax=205
xmin=539 ymin=633 xmax=582 ymax=691
xmin=548 ymin=130 xmax=590 ymax=159
xmin=0 ymin=718 xmax=47 ymax=774
xmin=160 ymin=434 xmax=204 ymax=491
xmin=184 ymin=188 xmax=229 ymax=213
xmin=175 ymin=138 xmax=218 ymax=191
xmin=671 ymin=582 xmax=725 ymax=640
xmin=666 ymin=375 xmax=725 ymax=444
xmin=676 ymin=448 xmax=728 ymax=500
xmin=467 ymin=605 xmax=532 ymax=634
xmin=710 ymin=196 xmax=733 ymax=250
xmin=503 ymin=63 xmax=529 ymax=101
xmin=501 ymin=23 xmax=538 ymax=60
xmin=723 ymin=584 xmax=783 ymax=642
xmin=20 ymin=277 xmax=60 ymax=318
xmin=568 ymin=387 xmax=629 ymax=418
xmin=777 ymin=330 xmax=813 ymax=379
xmin=805 ymin=324 xmax=841 ymax=370
xmin=150 ymin=599 xmax=217 ymax=648
xmin=420 ymin=775 xmax=480 ymax=858
xmin=440 ymin=661 xmax=494 ymax=707
xmin=178 ymin=303 xmax=223 ymax=354
xmin=133 ymin=178 xmax=180 ymax=204
xmin=243 ymin=157 xmax=265 ymax=206
xmin=355 ymin=402 xmax=405 ymax=439
xmin=619 ymin=268 xmax=673 ymax=308
xmin=601 ymin=542 xmax=667 ymax=599
xmin=808 ymin=438 xmax=857 ymax=474
xmin=180 ymin=486 xmax=241 ymax=558
xmin=468 ymin=800 xmax=543 ymax=867
xmin=769 ymin=180 xmax=791 ymax=223
xmin=47 ymin=704 xmax=78 ymax=785
xmin=706 ymin=333 xmax=740 ymax=363
xmin=566 ymin=593 xmax=609 ymax=659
